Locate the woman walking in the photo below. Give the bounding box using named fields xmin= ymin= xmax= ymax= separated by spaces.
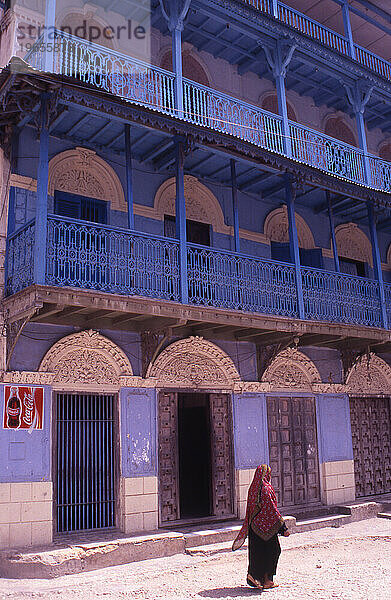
xmin=232 ymin=464 xmax=290 ymax=591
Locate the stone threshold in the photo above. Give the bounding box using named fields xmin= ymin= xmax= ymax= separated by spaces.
xmin=0 ymin=500 xmax=388 ymax=579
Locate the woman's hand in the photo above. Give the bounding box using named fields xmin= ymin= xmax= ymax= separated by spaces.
xmin=283 ymin=530 xmax=290 ymax=537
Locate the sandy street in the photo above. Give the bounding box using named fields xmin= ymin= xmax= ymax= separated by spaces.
xmin=1 ymin=518 xmax=390 ymax=600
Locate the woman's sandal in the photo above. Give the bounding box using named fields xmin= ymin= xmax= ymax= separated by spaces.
xmin=247 ymin=573 xmax=263 ymax=590
xmin=263 ymin=582 xmax=279 ymax=589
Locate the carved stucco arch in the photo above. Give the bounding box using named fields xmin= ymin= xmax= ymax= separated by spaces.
xmin=262 ymin=348 xmax=322 ymax=391
xmin=39 ymin=330 xmax=133 ymax=387
xmin=335 ymin=223 xmax=373 ymax=267
xmin=264 ymin=206 xmax=315 ymax=249
xmin=346 ymin=353 xmax=391 ymax=395
xmin=154 ymin=176 xmax=229 ymax=234
xmin=146 ymin=336 xmax=241 ymax=389
xmin=48 ymin=147 xmax=126 ymax=212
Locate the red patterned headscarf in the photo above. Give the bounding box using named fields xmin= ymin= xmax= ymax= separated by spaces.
xmin=232 ymin=464 xmax=284 ymax=550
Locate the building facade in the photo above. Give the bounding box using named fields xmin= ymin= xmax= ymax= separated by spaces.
xmin=0 ymin=0 xmax=391 ymax=550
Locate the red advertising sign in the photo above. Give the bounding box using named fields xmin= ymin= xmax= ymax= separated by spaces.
xmin=3 ymin=386 xmax=44 ymax=430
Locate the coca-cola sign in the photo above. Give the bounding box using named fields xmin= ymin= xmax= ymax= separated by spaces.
xmin=3 ymin=386 xmax=44 ymax=430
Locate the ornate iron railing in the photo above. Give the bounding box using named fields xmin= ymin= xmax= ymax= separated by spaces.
xmin=384 ymin=283 xmax=391 ymax=326
xmin=46 ymin=216 xmax=180 ymax=301
xmin=241 ymin=0 xmax=391 ymax=83
xmin=289 ymin=122 xmax=366 ymax=185
xmin=301 ymin=266 xmax=383 ymax=328
xmin=6 ymin=220 xmax=35 ymax=295
xmin=183 ymin=79 xmax=284 ymax=154
xmin=24 ymin=30 xmax=391 ymax=194
xmin=187 ymin=243 xmax=298 ymax=316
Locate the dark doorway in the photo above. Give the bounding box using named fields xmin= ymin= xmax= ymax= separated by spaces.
xmin=178 ymin=393 xmax=212 ymax=518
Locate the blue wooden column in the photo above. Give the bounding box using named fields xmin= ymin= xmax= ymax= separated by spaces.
xmin=367 ymin=201 xmax=388 ymax=329
xmin=285 ymin=175 xmax=305 ymax=319
xmin=263 ymin=42 xmax=296 ymax=158
xmin=33 ymin=94 xmax=50 ymax=285
xmin=344 ymin=83 xmax=373 ymax=185
xmin=159 ymin=1 xmax=191 ymax=117
xmin=230 ymin=159 xmax=240 ymax=253
xmin=326 ymin=191 xmax=340 ymax=272
xmin=341 ymin=0 xmax=356 ymax=59
xmin=124 ymin=124 xmax=134 ymax=230
xmin=44 ymin=0 xmax=56 ymax=72
xmin=175 ymin=138 xmax=188 ymax=303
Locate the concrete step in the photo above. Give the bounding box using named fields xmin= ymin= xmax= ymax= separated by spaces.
xmin=377 ymin=512 xmax=391 ymax=520
xmin=295 ymin=514 xmax=350 ymax=532
xmin=184 ymin=523 xmax=241 ymax=549
xmin=186 ymin=540 xmax=241 ymax=557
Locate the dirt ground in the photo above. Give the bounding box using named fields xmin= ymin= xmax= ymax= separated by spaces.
xmin=1 ymin=518 xmax=390 ymax=600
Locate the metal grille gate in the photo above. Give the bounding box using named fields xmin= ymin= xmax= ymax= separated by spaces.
xmin=56 ymin=394 xmax=116 ymax=533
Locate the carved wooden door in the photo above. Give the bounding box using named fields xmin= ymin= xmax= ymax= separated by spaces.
xmin=267 ymin=396 xmax=320 ymax=508
xmin=158 ymin=391 xmax=179 ymax=522
xmin=350 ymin=396 xmax=391 ymax=497
xmin=209 ymin=393 xmax=234 ymax=517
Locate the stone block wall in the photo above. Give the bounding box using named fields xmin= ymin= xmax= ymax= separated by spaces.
xmin=0 ymin=482 xmax=53 ymax=549
xmin=320 ymin=460 xmax=355 ymax=505
xmin=120 ymin=476 xmax=158 ymax=533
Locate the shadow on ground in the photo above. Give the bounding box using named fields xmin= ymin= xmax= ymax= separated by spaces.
xmin=197 ymin=586 xmax=262 ymax=597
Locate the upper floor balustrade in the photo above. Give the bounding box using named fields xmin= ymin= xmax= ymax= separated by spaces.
xmin=24 ymin=30 xmax=391 ymax=195
xmin=6 ymin=215 xmax=388 ymax=331
xmin=242 ymin=0 xmax=391 ymax=82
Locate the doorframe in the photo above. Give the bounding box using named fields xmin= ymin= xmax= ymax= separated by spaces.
xmin=157 ymin=387 xmax=235 ymax=526
xmin=53 ymin=391 xmax=120 ymax=535
xmin=265 ymin=391 xmax=322 ymax=510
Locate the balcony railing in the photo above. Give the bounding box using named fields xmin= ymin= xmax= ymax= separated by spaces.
xmin=242 ymin=1 xmax=391 ymax=83
xmin=24 ymin=30 xmax=391 ymax=195
xmin=6 ymin=216 xmax=388 ymax=330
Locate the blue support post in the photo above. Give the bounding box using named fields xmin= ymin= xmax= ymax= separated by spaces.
xmin=367 ymin=201 xmax=388 ymax=329
xmin=285 ymin=176 xmax=305 ymax=320
xmin=44 ymin=0 xmax=56 ymax=72
xmin=175 ymin=139 xmax=188 ymax=304
xmin=33 ymin=95 xmax=49 ymax=285
xmin=124 ymin=124 xmax=134 ymax=230
xmin=344 ymin=83 xmax=373 ymax=185
xmin=230 ymin=159 xmax=240 ymax=253
xmin=327 ymin=191 xmax=340 ymax=272
xmin=272 ymin=0 xmax=278 ymax=18
xmin=342 ymin=0 xmax=356 ymax=59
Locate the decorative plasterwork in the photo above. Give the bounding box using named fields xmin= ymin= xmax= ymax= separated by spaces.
xmin=346 ymin=353 xmax=391 ymax=395
xmin=146 ymin=336 xmax=241 ymax=389
xmin=10 ymin=174 xmax=37 ymax=191
xmin=48 ymin=147 xmax=126 ymax=211
xmin=262 ymin=347 xmax=322 ymax=391
xmin=2 ymin=371 xmax=55 ymax=385
xmin=39 ymin=330 xmax=133 ymax=387
xmin=335 ymin=222 xmax=373 ymax=267
xmin=264 ymin=206 xmax=315 ymax=249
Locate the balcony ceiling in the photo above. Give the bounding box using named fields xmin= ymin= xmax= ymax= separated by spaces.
xmin=150 ymin=0 xmax=391 ymax=133
xmin=43 ymin=103 xmax=390 ymax=228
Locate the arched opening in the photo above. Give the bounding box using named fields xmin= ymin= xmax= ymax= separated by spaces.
xmin=261 ymin=94 xmax=297 ymax=122
xmin=325 ymin=116 xmax=356 ymax=147
xmin=160 ymin=50 xmax=210 ymax=86
xmin=335 ymin=223 xmax=372 ymax=277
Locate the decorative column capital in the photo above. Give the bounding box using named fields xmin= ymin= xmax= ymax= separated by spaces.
xmin=263 ymin=40 xmax=296 ymax=79
xmin=343 ymin=81 xmax=373 ymax=115
xmin=159 ymin=0 xmax=192 ymax=32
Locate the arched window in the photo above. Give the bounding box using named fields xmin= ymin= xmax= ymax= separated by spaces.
xmin=379 ymin=141 xmax=391 ymax=162
xmin=325 ymin=116 xmax=356 ymax=147
xmin=335 ymin=223 xmax=372 ymax=277
xmin=160 ymin=50 xmax=210 ymax=86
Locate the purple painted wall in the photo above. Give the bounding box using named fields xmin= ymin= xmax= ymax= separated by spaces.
xmin=315 ymin=394 xmax=354 ymax=463
xmin=232 ymin=393 xmax=269 ymax=468
xmin=120 ymin=387 xmax=157 ymax=477
xmin=0 ymin=384 xmax=52 ymax=483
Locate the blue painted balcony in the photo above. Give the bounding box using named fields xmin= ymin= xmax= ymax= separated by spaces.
xmin=6 ymin=215 xmax=389 ymax=330
xmin=24 ymin=30 xmax=391 ymax=195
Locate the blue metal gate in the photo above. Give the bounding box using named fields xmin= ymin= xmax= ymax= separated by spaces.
xmin=56 ymin=394 xmax=117 ymax=533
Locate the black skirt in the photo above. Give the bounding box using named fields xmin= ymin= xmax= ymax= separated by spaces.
xmin=248 ymin=526 xmax=281 ymax=584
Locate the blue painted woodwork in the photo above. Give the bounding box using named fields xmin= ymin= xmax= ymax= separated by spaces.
xmin=54 ymin=190 xmax=108 ymax=224
xmin=175 ymin=139 xmax=188 ymax=304
xmin=367 ymin=201 xmax=388 ymax=329
xmin=120 ymin=387 xmax=157 ymax=477
xmin=327 ymin=191 xmax=340 ymax=273
xmin=34 ymin=95 xmax=49 ymax=285
xmin=230 ymin=160 xmax=240 ymax=253
xmin=341 ymin=0 xmax=356 ymax=59
xmin=232 ymin=393 xmax=269 ymax=469
xmin=24 ymin=31 xmax=391 ymax=194
xmin=315 ymin=394 xmax=354 ymax=463
xmin=125 ymin=124 xmax=135 ymax=230
xmin=44 ymin=0 xmax=56 ymax=71
xmin=0 ymin=385 xmax=52 ymax=483
xmin=286 ymin=176 xmax=305 ymax=320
